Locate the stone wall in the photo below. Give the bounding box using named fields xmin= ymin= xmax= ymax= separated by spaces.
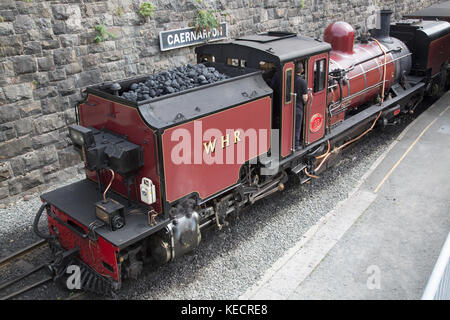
xmin=0 ymin=0 xmax=443 ymax=203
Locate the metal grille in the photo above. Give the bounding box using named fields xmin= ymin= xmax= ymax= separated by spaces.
xmin=422 ymin=233 xmax=450 ymax=300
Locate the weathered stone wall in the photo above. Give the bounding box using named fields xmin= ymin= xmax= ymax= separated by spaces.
xmin=0 ymin=0 xmax=443 ymax=203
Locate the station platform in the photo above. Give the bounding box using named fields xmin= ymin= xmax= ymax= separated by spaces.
xmin=241 ymin=91 xmax=450 ymax=300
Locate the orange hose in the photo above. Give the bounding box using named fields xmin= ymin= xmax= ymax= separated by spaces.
xmin=335 ymin=111 xmax=382 ymax=151
xmin=372 ymin=38 xmax=387 ymax=103
xmin=316 ymin=140 xmax=330 ymax=160
xmin=304 ymin=168 xmax=319 ymax=179
xmin=313 ymin=111 xmax=382 ymax=174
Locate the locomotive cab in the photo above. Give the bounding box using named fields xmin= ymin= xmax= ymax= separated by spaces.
xmin=196 ymin=32 xmax=332 ymax=158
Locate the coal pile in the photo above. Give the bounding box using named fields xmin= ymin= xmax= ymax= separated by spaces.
xmin=121 ymin=63 xmax=229 ymax=102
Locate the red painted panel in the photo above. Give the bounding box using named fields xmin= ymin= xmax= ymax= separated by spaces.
xmin=281 ymin=62 xmax=295 ymax=157
xmin=306 ymin=53 xmax=328 ymax=144
xmin=47 ymin=205 xmax=121 ymax=282
xmin=79 ymin=95 xmax=162 ymax=212
xmin=162 ymin=97 xmax=271 ymax=203
xmin=427 ymin=34 xmax=450 ymax=75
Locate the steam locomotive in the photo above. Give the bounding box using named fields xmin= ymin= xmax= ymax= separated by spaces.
xmin=33 ymin=10 xmax=449 ymax=294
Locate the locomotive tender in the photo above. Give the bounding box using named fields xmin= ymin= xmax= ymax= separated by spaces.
xmin=33 ymin=10 xmax=449 ymax=294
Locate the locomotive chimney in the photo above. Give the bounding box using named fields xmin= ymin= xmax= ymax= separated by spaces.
xmin=379 ymin=9 xmax=393 ymax=42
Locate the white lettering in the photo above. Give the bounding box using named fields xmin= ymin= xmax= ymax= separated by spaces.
xmin=173 ymin=34 xmax=180 ymax=44
xmin=191 ymin=31 xmax=197 ymax=41
xmin=167 ymin=34 xmax=173 ymax=45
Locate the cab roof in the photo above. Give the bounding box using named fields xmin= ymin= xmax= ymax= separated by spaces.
xmin=196 ymin=32 xmax=331 ymax=66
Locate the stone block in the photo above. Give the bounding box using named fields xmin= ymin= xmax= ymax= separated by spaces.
xmin=3 ymin=83 xmax=32 ymax=103
xmin=8 ymin=170 xmax=44 ymax=195
xmin=75 ymin=69 xmax=102 ymax=88
xmin=51 ymin=4 xmax=73 ymax=20
xmin=32 ymin=86 xmax=58 ymax=100
xmin=12 ymin=56 xmax=37 ymax=75
xmin=0 ymin=122 xmax=16 ymax=142
xmin=64 ymin=62 xmax=82 ymax=75
xmin=48 ymin=68 xmax=66 ymax=82
xmin=0 ymin=22 xmax=14 ymax=36
xmin=0 ymin=186 xmax=8 ymax=200
xmin=60 ymin=34 xmax=79 ymax=47
xmin=40 ymin=96 xmax=61 ymax=115
xmin=0 ymin=136 xmax=32 ymax=159
xmin=23 ymin=41 xmax=42 ymax=55
xmin=41 ymin=39 xmax=60 ymax=50
xmin=0 ymin=162 xmax=12 ymax=182
xmin=31 ymin=131 xmax=60 ymax=150
xmin=58 ymin=147 xmax=81 ymax=169
xmin=0 ymin=35 xmax=23 ymax=57
xmin=19 ymin=102 xmax=42 ymax=118
xmin=37 ymin=56 xmax=55 ymax=72
xmin=57 ymin=77 xmax=76 ymax=96
xmin=37 ymin=146 xmax=59 ymax=167
xmin=33 ymin=113 xmax=66 ymax=135
xmin=0 ymin=104 xmax=20 ymax=124
xmin=14 ymin=118 xmax=34 ymax=136
xmin=13 ymin=15 xmax=34 ymax=34
xmin=9 ymin=157 xmax=24 ymax=176
xmin=21 ymin=151 xmax=41 ymax=173
xmin=53 ymin=48 xmax=77 ymax=66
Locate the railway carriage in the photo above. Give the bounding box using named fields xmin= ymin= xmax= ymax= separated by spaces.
xmin=32 ymin=10 xmax=450 ymax=294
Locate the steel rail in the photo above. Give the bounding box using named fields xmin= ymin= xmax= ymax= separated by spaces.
xmin=0 ymin=239 xmax=48 ymax=268
xmin=0 ymin=264 xmax=47 ymax=291
xmin=0 ymin=275 xmax=53 ymax=300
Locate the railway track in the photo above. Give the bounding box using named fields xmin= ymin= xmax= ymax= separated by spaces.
xmin=0 ymin=240 xmax=86 ymax=300
xmin=0 ymin=239 xmax=51 ymax=300
xmin=0 ymin=239 xmax=47 ymax=268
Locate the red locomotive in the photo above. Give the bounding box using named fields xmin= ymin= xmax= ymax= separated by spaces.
xmin=33 ymin=10 xmax=449 ymax=294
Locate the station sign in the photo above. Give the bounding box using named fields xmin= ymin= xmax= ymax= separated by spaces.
xmin=159 ymin=23 xmax=227 ymax=51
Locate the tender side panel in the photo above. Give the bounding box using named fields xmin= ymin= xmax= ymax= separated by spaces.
xmin=79 ymin=95 xmax=162 ymax=212
xmin=47 ymin=205 xmax=121 ymax=282
xmin=427 ymin=34 xmax=450 ymax=75
xmin=162 ymin=96 xmax=272 ymax=203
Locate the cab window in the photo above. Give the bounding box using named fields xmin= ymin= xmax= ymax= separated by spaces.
xmin=284 ymin=68 xmax=293 ymax=103
xmin=313 ymin=59 xmax=326 ymax=93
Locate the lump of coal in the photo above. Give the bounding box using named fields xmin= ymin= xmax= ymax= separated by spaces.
xmin=119 ymin=63 xmax=229 ymax=102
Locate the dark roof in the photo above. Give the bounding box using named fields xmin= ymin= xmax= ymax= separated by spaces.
xmin=138 ymin=71 xmax=271 ymax=130
xmin=234 ymin=33 xmax=331 ymax=63
xmin=196 ymin=32 xmax=331 ymax=65
xmin=404 ymin=1 xmax=450 ymax=19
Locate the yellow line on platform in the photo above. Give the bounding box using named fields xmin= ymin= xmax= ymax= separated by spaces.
xmin=374 ymin=105 xmax=450 ymax=193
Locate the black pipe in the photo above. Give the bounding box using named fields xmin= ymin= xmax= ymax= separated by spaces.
xmin=33 ymin=203 xmax=53 ymax=240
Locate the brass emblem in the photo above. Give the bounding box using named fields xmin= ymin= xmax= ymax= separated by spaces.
xmin=203 ymin=130 xmax=241 ymax=154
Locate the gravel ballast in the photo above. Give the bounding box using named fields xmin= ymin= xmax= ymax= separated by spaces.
xmin=0 ymin=99 xmax=435 ymax=300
